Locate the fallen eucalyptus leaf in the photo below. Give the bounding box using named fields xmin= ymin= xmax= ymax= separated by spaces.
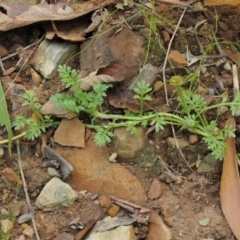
xmin=220 ymin=118 xmax=240 ymax=239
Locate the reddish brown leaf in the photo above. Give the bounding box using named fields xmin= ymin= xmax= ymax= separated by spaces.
xmin=220 ymin=118 xmax=240 ymax=239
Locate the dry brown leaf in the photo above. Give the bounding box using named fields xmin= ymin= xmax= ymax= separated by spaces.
xmin=80 ymin=60 xmax=126 ymax=91
xmin=45 ymin=20 xmax=88 ymax=42
xmin=220 ymin=118 xmax=240 ymax=239
xmin=81 ymin=72 xmax=119 ymax=91
xmin=96 ymin=60 xmax=127 ymax=81
xmin=0 ymin=0 xmax=115 ymax=31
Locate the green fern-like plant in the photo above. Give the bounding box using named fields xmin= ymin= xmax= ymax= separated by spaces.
xmin=49 ymin=65 xmax=240 ymax=159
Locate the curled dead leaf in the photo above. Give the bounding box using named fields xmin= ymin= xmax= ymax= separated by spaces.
xmin=0 ymin=0 xmax=115 ymax=31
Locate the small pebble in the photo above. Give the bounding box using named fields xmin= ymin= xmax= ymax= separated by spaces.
xmin=198 ymin=217 xmax=210 ymax=227
xmin=108 ymin=153 xmax=117 ymax=163
xmin=47 ymin=167 xmax=60 ymax=177
xmin=189 ymin=134 xmax=198 ymax=145
xmin=18 ymin=213 xmax=33 ymax=224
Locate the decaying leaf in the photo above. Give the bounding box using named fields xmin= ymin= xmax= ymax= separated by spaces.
xmin=0 ymin=0 xmax=115 ymax=31
xmin=44 ymin=146 xmax=73 ymax=180
xmin=81 ymin=60 xmax=126 ymax=91
xmin=220 ymin=118 xmax=240 ymax=239
xmin=96 ymin=60 xmax=127 ymax=81
xmin=84 ymin=8 xmax=109 ymax=34
xmin=45 ymin=19 xmax=88 ymax=42
xmin=81 ymin=73 xmax=117 ymax=91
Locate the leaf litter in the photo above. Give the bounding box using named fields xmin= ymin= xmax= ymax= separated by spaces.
xmin=0 ymin=0 xmax=240 ymax=239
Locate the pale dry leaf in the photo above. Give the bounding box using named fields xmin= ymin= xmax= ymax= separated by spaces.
xmin=81 ymin=72 xmax=118 ymax=91
xmin=81 ymin=60 xmax=126 ymax=91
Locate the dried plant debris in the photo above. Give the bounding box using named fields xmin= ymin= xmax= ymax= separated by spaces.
xmin=0 ymin=0 xmax=115 ymax=31
xmin=43 ymin=146 xmax=73 ymax=180
xmin=95 ymin=215 xmax=136 ymax=232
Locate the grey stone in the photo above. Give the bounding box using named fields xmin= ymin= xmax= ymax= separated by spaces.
xmin=198 ymin=217 xmax=210 ymax=227
xmin=23 ymin=226 xmax=34 ymax=238
xmin=35 ymin=177 xmax=78 ymax=211
xmin=31 ymin=39 xmax=78 ymax=79
xmin=86 ymin=216 xmax=137 ymax=240
xmin=47 ymin=167 xmax=61 ymax=178
xmin=18 ymin=213 xmax=33 ymax=224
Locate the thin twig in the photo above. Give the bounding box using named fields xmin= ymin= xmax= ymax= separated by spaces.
xmin=157 ymin=155 xmax=186 ymax=179
xmin=16 ymin=140 xmax=40 ymax=240
xmin=232 ymin=64 xmax=240 ymax=116
xmin=162 ymin=7 xmax=186 ymax=106
xmin=162 ymin=8 xmax=193 ymax=171
xmin=13 ymin=35 xmax=45 ymax=82
xmin=0 ymin=56 xmax=5 ymax=72
xmin=211 ymin=28 xmax=225 ymax=56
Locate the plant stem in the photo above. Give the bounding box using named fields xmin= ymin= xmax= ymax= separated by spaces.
xmin=0 ymin=131 xmax=27 ymax=144
xmin=175 ymin=85 xmax=189 ymax=115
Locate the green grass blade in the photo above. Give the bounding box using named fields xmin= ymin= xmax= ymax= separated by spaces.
xmin=0 ymin=80 xmax=13 ymax=155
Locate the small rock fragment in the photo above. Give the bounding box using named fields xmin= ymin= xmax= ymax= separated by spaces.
xmin=35 ymin=177 xmax=78 ymax=211
xmin=167 ymin=137 xmax=189 ymax=149
xmin=146 ymin=210 xmax=172 ymax=240
xmin=86 ymin=218 xmax=137 ymax=240
xmin=54 ymin=118 xmax=85 ymax=148
xmin=47 ymin=167 xmax=61 ymax=177
xmin=109 ymin=153 xmax=117 ymax=163
xmin=30 ymin=68 xmax=42 ymax=86
xmin=18 ymin=213 xmax=33 ymax=224
xmin=148 ymin=178 xmax=162 ymax=200
xmin=198 ymin=217 xmax=210 ymax=227
xmin=31 ymin=39 xmax=78 ymax=79
xmin=189 ymin=134 xmax=198 ymax=144
xmin=197 ymin=153 xmax=218 ymax=173
xmin=107 ymin=204 xmax=120 ymax=217
xmin=23 ymin=225 xmax=34 ymax=238
xmin=112 ymin=127 xmax=147 ymax=160
xmin=169 ymin=50 xmax=187 ymax=66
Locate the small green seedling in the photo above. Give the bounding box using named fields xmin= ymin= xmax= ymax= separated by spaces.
xmin=12 ymin=90 xmax=58 ymax=140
